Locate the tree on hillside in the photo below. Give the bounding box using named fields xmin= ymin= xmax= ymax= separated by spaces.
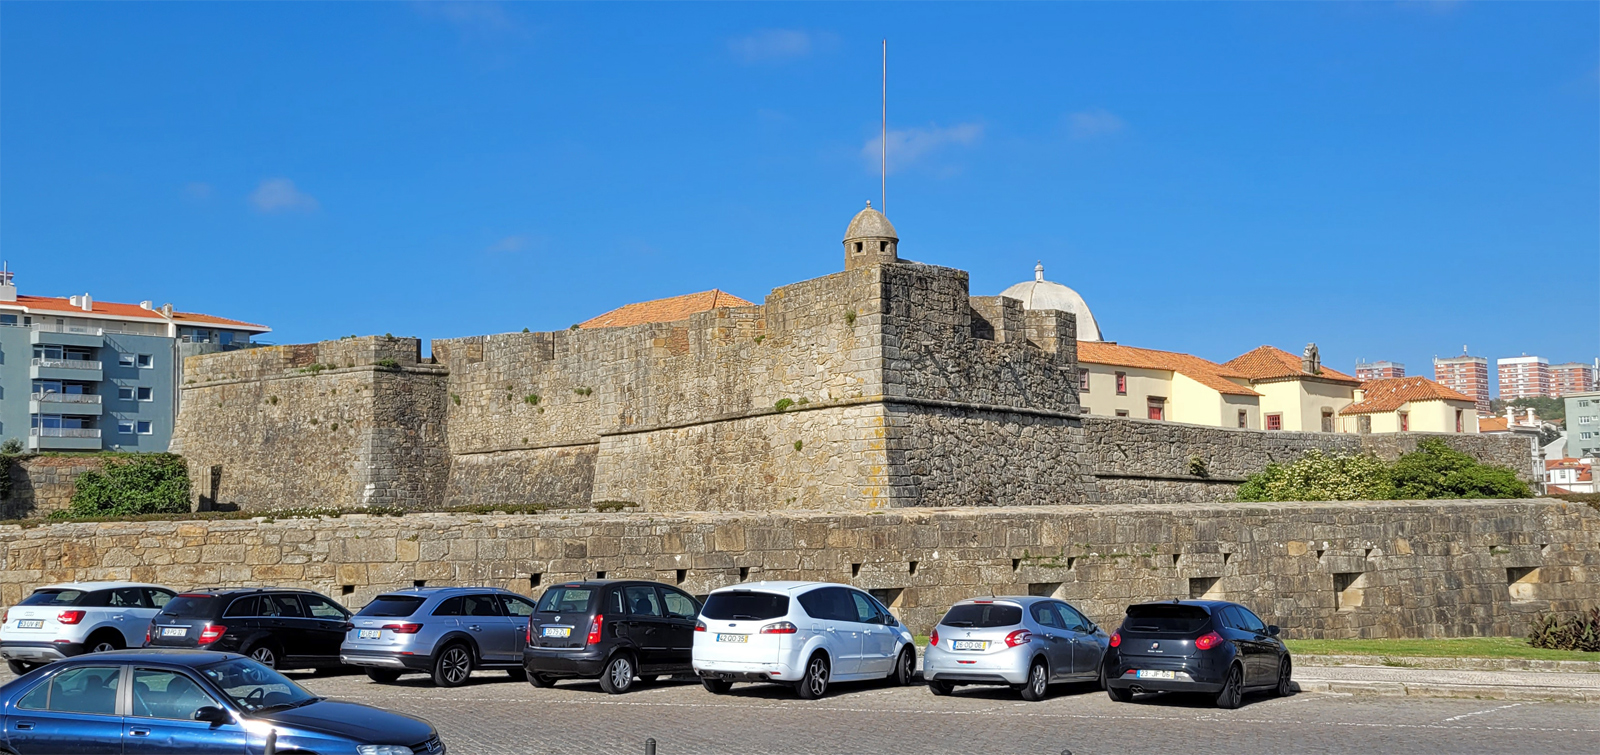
xmin=1491 ymin=396 xmax=1565 ymax=423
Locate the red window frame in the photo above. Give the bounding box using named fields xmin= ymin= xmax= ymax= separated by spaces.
xmin=1115 ymin=372 xmax=1127 ymax=395
xmin=1265 ymin=414 xmax=1282 ymax=431
xmin=1079 ymin=369 xmax=1090 ymax=392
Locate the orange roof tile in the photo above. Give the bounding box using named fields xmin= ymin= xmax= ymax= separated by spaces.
xmin=1339 ymin=376 xmax=1475 ymax=415
xmin=1477 ymin=416 xmax=1510 ymax=432
xmin=1222 ymin=345 xmax=1361 ymax=385
xmin=1077 ymin=342 xmax=1261 ymax=396
xmin=577 ymin=289 xmax=755 ymax=330
xmin=7 ymin=294 xmax=268 ymax=331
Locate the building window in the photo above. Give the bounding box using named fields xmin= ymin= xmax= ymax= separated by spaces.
xmin=1115 ymin=410 xmax=1129 ymax=417
xmin=0 ymin=314 xmax=15 ymax=326
xmin=1581 ymin=400 xmax=1591 ymax=408
xmin=1078 ymin=369 xmax=1090 ymax=392
xmin=1115 ymin=372 xmax=1127 ymax=395
xmin=136 ymin=421 xmax=153 ymax=435
xmin=1358 ymin=416 xmax=1372 ymax=434
xmin=117 ymin=421 xmax=136 ymax=435
xmin=119 ymin=354 xmax=136 ymax=367
xmin=1266 ymin=414 xmax=1282 ymax=431
xmin=1455 ymin=410 xmax=1463 ymax=433
xmin=1581 ymin=416 xmax=1593 ymax=425
xmin=137 ymin=387 xmax=153 ymax=402
xmin=118 ymin=387 xmax=135 ymax=401
xmin=1399 ymin=412 xmax=1409 ymax=432
xmin=1238 ymin=410 xmax=1248 ymax=429
xmin=1321 ymin=409 xmax=1334 ymax=433
xmin=136 ymin=354 xmax=153 ymax=368
xmin=1147 ymin=398 xmax=1165 ymax=421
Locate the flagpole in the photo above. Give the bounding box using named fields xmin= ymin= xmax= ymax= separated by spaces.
xmin=881 ymin=38 xmax=887 ymax=215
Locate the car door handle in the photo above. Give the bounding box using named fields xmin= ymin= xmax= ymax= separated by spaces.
xmin=130 ymin=728 xmax=151 ymax=737
xmin=468 ymin=625 xmax=482 ymax=631
xmin=14 ymin=722 xmax=33 ymax=730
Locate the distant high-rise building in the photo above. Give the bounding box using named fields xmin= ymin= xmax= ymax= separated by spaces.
xmin=1550 ymin=362 xmax=1598 ymax=397
xmin=1434 ymin=350 xmax=1490 ymax=413
xmin=1354 ymin=361 xmax=1405 ymax=381
xmin=1498 ymin=356 xmax=1552 ymax=400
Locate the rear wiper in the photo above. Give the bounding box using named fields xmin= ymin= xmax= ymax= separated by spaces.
xmin=1129 ymin=625 xmax=1163 ymax=631
xmin=730 ymin=614 xmax=760 ymax=620
xmin=944 ymin=621 xmax=974 ymax=627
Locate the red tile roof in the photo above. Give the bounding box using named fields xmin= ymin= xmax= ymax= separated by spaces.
xmin=1078 ymin=342 xmax=1260 ymax=396
xmin=7 ymin=295 xmax=268 ymax=330
xmin=1222 ymin=345 xmax=1361 ymax=385
xmin=1476 ymin=416 xmax=1510 ymax=432
xmin=1340 ymin=376 xmax=1475 ymax=415
xmin=577 ymin=289 xmax=755 ymax=330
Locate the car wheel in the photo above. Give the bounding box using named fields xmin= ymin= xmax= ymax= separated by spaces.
xmin=1019 ymin=659 xmax=1050 ymax=701
xmin=927 ymin=680 xmax=955 ymax=696
xmin=87 ymin=634 xmax=123 ymax=654
xmin=1107 ymin=684 xmax=1134 ymax=703
xmin=7 ymin=660 xmax=35 ymax=676
xmin=432 ymin=644 xmax=474 ymax=688
xmin=1097 ymin=662 xmax=1108 ymax=691
xmin=1215 ymin=663 xmax=1245 ymax=709
xmin=365 ymin=668 xmax=402 ymax=684
xmin=1275 ymin=657 xmax=1293 ymax=697
xmin=528 ymin=672 xmax=558 ymax=688
xmin=890 ymin=647 xmax=916 ymax=686
xmin=795 ymin=654 xmax=830 ymax=700
xmin=597 ymin=654 xmax=636 ymax=694
xmin=701 ymin=678 xmax=733 ymax=695
xmin=247 ymin=644 xmax=279 ymax=670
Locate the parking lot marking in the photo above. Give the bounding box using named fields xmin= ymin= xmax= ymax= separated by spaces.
xmin=1442 ymin=703 xmax=1526 ymax=723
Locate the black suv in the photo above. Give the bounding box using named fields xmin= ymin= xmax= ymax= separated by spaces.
xmin=142 ymin=588 xmax=352 ymax=670
xmin=523 ymin=580 xmax=701 ymax=693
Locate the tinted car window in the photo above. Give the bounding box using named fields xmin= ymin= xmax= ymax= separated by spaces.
xmin=200 ymin=659 xmax=317 ymax=713
xmin=940 ymin=603 xmax=1023 ymax=628
xmin=1030 ymin=603 xmax=1062 ymax=627
xmin=1232 ymin=605 xmax=1267 ymax=632
xmin=45 ymin=666 xmax=122 ymax=715
xmin=145 ymin=589 xmax=174 ymax=609
xmin=1123 ymin=604 xmax=1211 ymax=633
xmin=537 ymin=587 xmax=594 ymax=614
xmin=463 ymin=594 xmax=502 ymax=617
xmin=1055 ymin=604 xmax=1091 ymax=632
xmin=500 ymin=595 xmax=536 ymax=618
xmin=224 ymin=596 xmax=261 ymax=618
xmin=163 ymin=595 xmax=221 ymax=618
xmin=19 ymin=589 xmax=87 ymax=607
xmin=796 ymin=587 xmax=852 ymax=622
xmin=110 ymin=588 xmax=146 ymax=608
xmin=132 ymin=669 xmax=219 ymax=720
xmin=433 ymin=597 xmax=464 ymax=617
xmin=624 ymin=586 xmax=662 ymax=617
xmin=702 ymin=591 xmax=789 ymax=621
xmin=662 ymin=591 xmax=697 ymax=620
xmin=604 ymin=589 xmax=625 ymax=615
xmin=16 ymin=679 xmax=49 ymax=710
xmin=849 ymin=592 xmax=878 ymax=623
xmin=303 ymin=595 xmax=348 ymax=619
xmin=359 ymin=596 xmax=426 ymax=618
xmin=270 ymin=595 xmax=306 ymax=618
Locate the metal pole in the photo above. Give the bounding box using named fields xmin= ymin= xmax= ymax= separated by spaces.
xmin=881 ymin=38 xmax=887 ymax=214
xmin=645 ymin=738 xmax=657 ymax=755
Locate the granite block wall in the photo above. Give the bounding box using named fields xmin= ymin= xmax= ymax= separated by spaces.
xmin=1 ymin=457 xmax=110 ymax=519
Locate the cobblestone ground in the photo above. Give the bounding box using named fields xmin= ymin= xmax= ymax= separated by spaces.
xmin=282 ymin=670 xmax=1598 ymax=755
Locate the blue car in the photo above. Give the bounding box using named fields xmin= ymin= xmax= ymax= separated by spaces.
xmin=0 ymin=649 xmax=444 ymax=754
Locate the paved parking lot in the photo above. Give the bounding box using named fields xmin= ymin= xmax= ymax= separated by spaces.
xmin=281 ymin=670 xmax=1599 ymax=755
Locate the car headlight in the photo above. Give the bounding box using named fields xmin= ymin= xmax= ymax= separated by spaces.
xmin=356 ymin=746 xmax=414 ymax=755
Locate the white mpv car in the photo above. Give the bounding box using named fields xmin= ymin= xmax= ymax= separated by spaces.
xmin=0 ymin=581 xmax=176 ymax=674
xmin=692 ymin=581 xmax=916 ymax=699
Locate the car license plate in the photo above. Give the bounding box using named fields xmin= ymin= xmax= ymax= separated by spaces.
xmin=15 ymin=620 xmax=43 ymax=629
xmin=358 ymin=629 xmax=381 ymax=640
xmin=541 ymin=626 xmax=571 ymax=638
xmin=951 ymin=640 xmax=988 ymax=651
xmin=716 ymin=633 xmax=748 ymax=643
xmin=160 ymin=627 xmax=188 ymax=638
xmin=1136 ymin=669 xmax=1176 ymax=680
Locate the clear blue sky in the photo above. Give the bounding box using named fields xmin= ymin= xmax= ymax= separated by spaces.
xmin=4 ymin=2 xmax=1596 ymax=391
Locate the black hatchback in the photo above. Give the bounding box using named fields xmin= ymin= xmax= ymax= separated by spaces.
xmin=142 ymin=588 xmax=352 ymax=671
xmin=1104 ymin=600 xmax=1292 ymax=709
xmin=522 ymin=580 xmax=701 ymax=694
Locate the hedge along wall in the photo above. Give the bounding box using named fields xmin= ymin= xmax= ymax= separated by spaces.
xmin=0 ymin=499 xmax=1594 ymax=639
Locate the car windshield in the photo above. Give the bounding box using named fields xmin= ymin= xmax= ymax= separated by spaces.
xmin=701 ymin=591 xmax=789 ymax=621
xmin=358 ymin=596 xmax=427 ymax=618
xmin=537 ymin=587 xmax=595 ymax=613
xmin=1123 ymin=604 xmax=1212 ymax=633
xmin=199 ymin=658 xmax=321 ymax=713
xmin=161 ymin=595 xmax=220 ymax=618
xmin=19 ymin=589 xmax=88 ymax=607
xmin=940 ymin=603 xmax=1022 ymax=628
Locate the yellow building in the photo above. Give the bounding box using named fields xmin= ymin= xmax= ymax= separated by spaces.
xmin=1076 ymin=342 xmax=1262 ymax=427
xmin=1222 ymin=345 xmax=1361 ymax=432
xmin=1338 ymin=377 xmax=1479 ymax=434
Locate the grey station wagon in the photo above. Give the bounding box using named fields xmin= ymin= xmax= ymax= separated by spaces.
xmin=340 ymin=586 xmax=536 ymax=687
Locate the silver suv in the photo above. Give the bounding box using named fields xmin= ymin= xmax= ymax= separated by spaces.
xmin=340 ymin=586 xmax=537 ymax=687
xmin=0 ymin=581 xmax=177 ymax=673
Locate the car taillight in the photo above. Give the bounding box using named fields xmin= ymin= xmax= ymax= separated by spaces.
xmin=586 ymin=614 xmax=604 ymax=646
xmin=1004 ymin=629 xmax=1032 ymax=648
xmin=760 ymin=621 xmax=797 ymax=634
xmin=526 ymin=621 xmax=533 ymax=644
xmin=198 ymin=624 xmax=226 ymax=645
xmin=144 ymin=626 xmax=152 ymax=646
xmin=57 ymin=610 xmax=85 ymax=625
xmin=694 ymin=620 xmax=707 ymax=632
xmin=382 ymin=623 xmax=423 ymax=634
xmin=930 ymin=629 xmax=940 ymax=647
xmin=1109 ymin=632 xmax=1122 ymax=648
xmin=1194 ymin=632 xmax=1223 ymax=651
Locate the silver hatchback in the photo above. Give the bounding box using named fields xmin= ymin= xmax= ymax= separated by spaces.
xmin=923 ymin=596 xmax=1110 ymax=700
xmin=340 ymin=586 xmax=537 ymax=687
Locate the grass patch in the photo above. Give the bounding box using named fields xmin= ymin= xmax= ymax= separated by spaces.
xmin=1285 ymin=637 xmax=1600 ymax=662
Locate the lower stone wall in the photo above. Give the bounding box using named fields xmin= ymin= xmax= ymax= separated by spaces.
xmin=884 ymin=404 xmax=1098 ymax=506
xmin=2 ymin=457 xmax=110 ymax=519
xmin=2 ymin=499 xmax=1594 ymax=640
xmin=443 ymin=446 xmax=598 ymax=509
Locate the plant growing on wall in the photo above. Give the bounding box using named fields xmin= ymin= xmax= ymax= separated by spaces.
xmin=573 ymin=387 xmax=592 ymax=396
xmin=376 ymin=358 xmax=399 ymax=369
xmin=524 ymin=394 xmax=541 ymax=405
xmin=451 ymin=393 xmax=461 ymax=406
xmin=54 ymin=454 xmax=191 ymax=519
xmin=1187 ymin=455 xmax=1208 ymax=478
xmin=1238 ymin=439 xmax=1529 ymax=502
xmin=845 ymin=310 xmax=857 ymax=326
xmin=774 ymin=398 xmax=794 ymax=412
xmin=1388 ymin=438 xmax=1530 ymax=499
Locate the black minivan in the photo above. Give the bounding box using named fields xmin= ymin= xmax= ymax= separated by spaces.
xmin=143 ymin=588 xmax=352 ymax=671
xmin=522 ymin=580 xmax=701 ymax=693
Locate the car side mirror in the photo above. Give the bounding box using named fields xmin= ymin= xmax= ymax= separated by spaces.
xmin=1266 ymin=625 xmax=1280 ymax=637
xmin=193 ymin=706 xmax=230 ymax=725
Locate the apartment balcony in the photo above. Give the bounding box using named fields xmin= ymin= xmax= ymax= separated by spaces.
xmin=29 ymin=392 xmax=103 ymax=416
xmin=30 ymin=357 xmax=103 ymax=382
xmin=29 ymin=327 xmax=104 ymax=349
xmin=27 ymin=427 xmax=103 ymax=451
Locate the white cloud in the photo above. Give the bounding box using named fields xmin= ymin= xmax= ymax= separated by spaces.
xmin=1066 ymin=108 xmax=1125 ymax=140
xmin=861 ymin=122 xmax=985 ymax=174
xmin=729 ymin=29 xmax=836 ymax=63
xmin=248 ymin=178 xmax=319 ymax=213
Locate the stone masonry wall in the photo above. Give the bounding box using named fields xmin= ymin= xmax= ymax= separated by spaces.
xmin=2 ymin=457 xmax=110 ymax=519
xmin=1 ymin=500 xmax=1594 ymax=640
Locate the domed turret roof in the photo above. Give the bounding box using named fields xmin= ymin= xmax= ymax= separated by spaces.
xmin=843 ymin=201 xmax=897 ymax=241
xmin=999 ymin=263 xmax=1102 ymax=342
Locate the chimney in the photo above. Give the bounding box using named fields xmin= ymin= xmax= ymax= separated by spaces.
xmin=159 ymin=303 xmax=174 ymax=318
xmin=1301 ymin=343 xmax=1321 ymax=374
xmin=79 ymin=293 xmax=93 ymax=312
xmin=139 ymin=301 xmax=154 ymax=311
xmin=0 ymin=267 xmax=14 ymax=303
xmin=1526 ymin=408 xmax=1536 ymax=425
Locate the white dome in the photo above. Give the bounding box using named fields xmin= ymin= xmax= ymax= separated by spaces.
xmin=998 ymin=263 xmax=1102 ymax=342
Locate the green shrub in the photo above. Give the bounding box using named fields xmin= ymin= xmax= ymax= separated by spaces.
xmin=1389 ymin=438 xmax=1530 ymax=499
xmin=1528 ymin=608 xmax=1600 ymax=652
xmin=55 ymin=455 xmax=191 ymax=519
xmin=1 ymin=438 xmax=22 ymax=454
xmin=774 ymin=398 xmax=794 ymax=412
xmin=375 ymin=358 xmax=399 ymax=369
xmin=1237 ymin=450 xmax=1393 ymax=502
